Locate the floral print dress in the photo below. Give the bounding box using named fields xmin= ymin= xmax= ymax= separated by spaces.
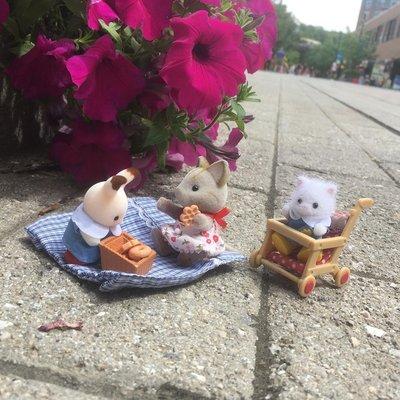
xmin=161 ymin=220 xmax=225 ymax=257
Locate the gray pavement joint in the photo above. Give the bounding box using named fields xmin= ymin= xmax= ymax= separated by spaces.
xmin=252 ymin=77 xmax=282 ymax=400
xmin=300 ymin=82 xmax=400 ymax=188
xmin=303 ymin=80 xmax=400 ymax=138
xmin=0 ymin=359 xmax=210 ymax=400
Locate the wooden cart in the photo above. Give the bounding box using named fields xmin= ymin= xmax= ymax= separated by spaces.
xmin=250 ymin=198 xmax=374 ymax=297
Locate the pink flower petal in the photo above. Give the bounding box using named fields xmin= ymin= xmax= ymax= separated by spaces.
xmin=161 ymin=11 xmax=246 ymax=114
xmin=0 ymin=0 xmax=9 ymax=26
xmin=7 ymin=35 xmax=75 ymax=100
xmin=87 ymin=0 xmax=118 ymax=31
xmin=66 ymin=36 xmax=145 ymax=122
xmin=114 ymin=0 xmax=173 ymax=41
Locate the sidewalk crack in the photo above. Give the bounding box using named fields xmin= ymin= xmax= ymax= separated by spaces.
xmin=299 ymin=82 xmax=400 ymax=188
xmin=252 ymin=76 xmax=282 ymax=400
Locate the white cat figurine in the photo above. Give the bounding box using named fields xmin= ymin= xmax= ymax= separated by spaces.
xmin=282 ymin=175 xmax=337 ymax=238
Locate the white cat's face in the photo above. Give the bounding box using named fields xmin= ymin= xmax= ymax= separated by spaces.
xmin=288 ymin=176 xmax=337 ymax=219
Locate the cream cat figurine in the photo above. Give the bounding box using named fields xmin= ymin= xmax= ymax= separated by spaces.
xmin=152 ymin=157 xmax=230 ymax=266
xmin=282 ymin=175 xmax=337 ymax=237
xmin=272 ymin=175 xmax=337 ymax=261
xmin=63 ymin=167 xmax=139 ymax=265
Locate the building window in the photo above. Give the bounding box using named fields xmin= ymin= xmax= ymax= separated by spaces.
xmin=384 ymin=19 xmax=397 ymax=41
xmin=397 ymin=19 xmax=400 ymax=37
xmin=375 ymin=24 xmax=384 ymax=43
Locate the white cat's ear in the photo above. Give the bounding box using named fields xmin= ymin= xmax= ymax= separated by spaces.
xmin=198 ymin=156 xmax=210 ymax=169
xmin=326 ymin=182 xmax=338 ymax=196
xmin=207 ymin=160 xmax=230 ymax=187
xmin=296 ymin=175 xmax=309 ymax=187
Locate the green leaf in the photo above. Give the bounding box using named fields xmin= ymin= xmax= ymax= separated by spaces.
xmin=63 ymin=0 xmax=85 ymax=17
xmin=236 ymin=117 xmax=245 ymax=133
xmin=99 ymin=20 xmax=123 ymax=49
xmin=144 ymin=123 xmax=170 ymax=147
xmin=156 ymin=141 xmax=168 ymax=170
xmin=9 ymin=40 xmax=34 ymax=56
xmin=173 ymin=129 xmax=187 ymax=142
xmin=231 ymin=100 xmax=246 ymax=119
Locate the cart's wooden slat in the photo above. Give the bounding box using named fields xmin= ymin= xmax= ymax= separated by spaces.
xmin=267 ymin=219 xmax=316 ymax=248
xmin=315 ymin=236 xmax=347 ymax=250
xmin=308 ymin=263 xmax=339 ymax=276
xmin=261 ymin=259 xmax=300 ymax=283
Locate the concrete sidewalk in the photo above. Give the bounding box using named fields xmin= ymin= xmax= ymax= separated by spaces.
xmin=0 ymin=72 xmax=399 ymax=399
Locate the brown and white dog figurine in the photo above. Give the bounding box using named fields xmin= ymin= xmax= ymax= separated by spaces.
xmin=63 ymin=168 xmax=139 ymax=265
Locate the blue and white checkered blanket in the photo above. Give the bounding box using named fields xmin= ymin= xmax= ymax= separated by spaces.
xmin=26 ymin=197 xmax=245 ymax=291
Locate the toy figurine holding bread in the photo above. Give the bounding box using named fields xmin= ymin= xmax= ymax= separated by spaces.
xmin=63 ymin=167 xmax=139 ymax=265
xmin=152 ymin=157 xmax=230 ymax=266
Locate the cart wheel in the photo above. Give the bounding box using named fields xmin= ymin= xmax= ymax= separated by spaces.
xmin=334 ymin=267 xmax=350 ymax=288
xmin=249 ymin=250 xmax=261 ymax=268
xmin=298 ymin=275 xmax=316 ymax=298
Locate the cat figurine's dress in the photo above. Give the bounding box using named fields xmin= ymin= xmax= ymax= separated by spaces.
xmin=161 ymin=220 xmax=224 ymax=257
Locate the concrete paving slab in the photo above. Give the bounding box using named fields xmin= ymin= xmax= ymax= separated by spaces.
xmin=246 ymin=72 xmax=281 ymax=143
xmin=0 ymin=171 xmax=80 ymax=239
xmin=277 ymin=77 xmax=392 ymax=182
xmin=380 ymin=162 xmax=400 ymax=184
xmin=0 ymin=374 xmax=107 ymax=400
xmin=299 ymin=81 xmax=400 ymax=166
xmin=263 ymin=274 xmax=400 ymax=400
xmin=303 ymin=77 xmax=400 ymax=133
xmin=233 ymin=138 xmax=274 ymax=192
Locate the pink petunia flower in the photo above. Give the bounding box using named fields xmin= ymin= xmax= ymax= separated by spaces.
xmin=7 ymin=35 xmax=75 ymax=100
xmin=202 ymin=127 xmax=243 ymax=171
xmin=233 ymin=0 xmax=277 ymax=73
xmin=0 ymin=0 xmax=9 ymax=27
xmin=114 ymin=0 xmax=173 ymax=41
xmin=51 ymin=119 xmax=132 ymax=184
xmin=87 ymin=0 xmax=118 ymax=31
xmin=66 ymin=35 xmax=145 ymax=122
xmin=167 ymin=137 xmax=207 ymax=170
xmin=160 ymin=10 xmax=246 ymax=115
xmin=139 ymin=76 xmax=171 ymax=115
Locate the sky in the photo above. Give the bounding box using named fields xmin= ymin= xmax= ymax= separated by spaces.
xmin=281 ymin=0 xmax=362 ymax=32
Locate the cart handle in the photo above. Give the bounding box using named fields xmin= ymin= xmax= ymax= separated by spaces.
xmin=357 ymin=198 xmax=374 ymax=209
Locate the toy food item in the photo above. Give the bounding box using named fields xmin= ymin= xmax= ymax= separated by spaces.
xmin=273 ymin=175 xmax=337 ymax=261
xmin=151 ymin=157 xmax=230 ymax=267
xmin=62 ymin=168 xmax=139 ymax=265
xmin=120 ymin=239 xmax=141 ymax=253
xmin=179 ymin=205 xmax=200 ymax=226
xmin=100 ymin=232 xmax=156 ymax=274
xmin=127 ymin=244 xmax=152 ymax=261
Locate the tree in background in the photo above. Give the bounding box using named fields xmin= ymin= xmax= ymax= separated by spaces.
xmin=274 ymin=3 xmax=376 ymax=78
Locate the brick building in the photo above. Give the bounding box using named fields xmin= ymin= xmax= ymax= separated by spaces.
xmin=362 ymin=2 xmax=400 ymax=60
xmin=360 ymin=2 xmax=400 ymax=87
xmin=357 ymin=0 xmax=400 ymax=31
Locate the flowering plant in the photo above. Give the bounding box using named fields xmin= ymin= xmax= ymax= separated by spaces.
xmin=1 ymin=0 xmax=276 ymax=187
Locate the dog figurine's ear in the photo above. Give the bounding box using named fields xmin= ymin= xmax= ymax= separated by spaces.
xmin=197 ymin=156 xmax=210 ymax=169
xmin=207 ymin=160 xmax=230 ymax=187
